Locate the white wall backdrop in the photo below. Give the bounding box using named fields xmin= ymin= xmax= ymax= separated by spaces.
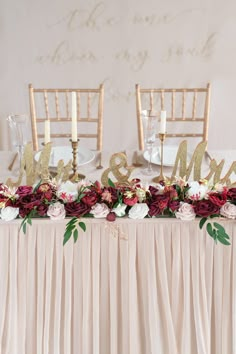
xmin=1 ymin=0 xmax=236 ymax=151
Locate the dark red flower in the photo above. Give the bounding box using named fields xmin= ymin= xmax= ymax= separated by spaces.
xmin=208 ymin=192 xmax=227 ymax=207
xmin=168 ymin=200 xmax=180 ymax=212
xmin=227 ymin=188 xmax=236 ymax=201
xmin=65 ymin=201 xmax=91 ymax=217
xmin=106 ymin=212 xmax=116 ymax=222
xmin=148 ymin=203 xmax=162 ymax=216
xmin=81 ymin=191 xmax=98 ymax=206
xmin=16 ymin=185 xmax=33 ymax=197
xmin=36 ymin=204 xmax=48 ymax=216
xmin=194 ymin=200 xmax=219 ymax=217
xmin=123 ymin=195 xmax=138 ymax=206
xmin=18 ymin=193 xmax=42 ymax=210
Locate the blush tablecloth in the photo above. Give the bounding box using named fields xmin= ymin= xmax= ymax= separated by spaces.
xmin=0 ymin=218 xmax=235 ymax=354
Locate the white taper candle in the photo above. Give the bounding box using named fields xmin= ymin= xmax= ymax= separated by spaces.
xmin=44 ymin=120 xmax=50 ymax=144
xmin=71 ymin=92 xmax=77 ymax=142
xmin=160 ymin=110 xmax=166 ymax=134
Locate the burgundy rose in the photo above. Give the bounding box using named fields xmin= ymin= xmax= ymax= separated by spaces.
xmin=194 ymin=200 xmax=220 ymax=217
xmin=16 ymin=193 xmax=43 ymax=217
xmin=65 ymin=201 xmax=91 ymax=217
xmin=36 ymin=204 xmax=48 ymax=216
xmin=106 ymin=212 xmax=116 ymax=222
xmin=81 ymin=191 xmax=98 ymax=206
xmin=208 ymin=192 xmax=227 ymax=207
xmin=149 ymin=185 xmax=161 ymax=196
xmin=168 ymin=200 xmax=180 ymax=212
xmin=148 ymin=203 xmax=162 ymax=216
xmin=16 ymin=185 xmax=33 ymax=197
xmin=18 ymin=193 xmax=42 ymax=209
xmin=227 ymin=188 xmax=236 ymax=201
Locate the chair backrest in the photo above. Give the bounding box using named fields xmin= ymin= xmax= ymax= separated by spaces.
xmin=29 ymin=84 xmax=104 ymax=151
xmin=136 ymin=83 xmax=211 ymax=150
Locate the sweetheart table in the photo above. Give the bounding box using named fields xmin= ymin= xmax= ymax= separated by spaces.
xmin=0 ymin=149 xmax=236 ymax=354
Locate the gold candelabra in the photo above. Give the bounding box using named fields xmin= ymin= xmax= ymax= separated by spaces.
xmin=152 ymin=133 xmax=166 ymax=183
xmin=70 ymin=139 xmax=85 ymax=182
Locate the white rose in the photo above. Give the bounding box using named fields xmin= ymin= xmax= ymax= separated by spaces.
xmin=220 ymin=202 xmax=236 ymax=219
xmin=112 ymin=203 xmax=127 ymax=217
xmin=128 ymin=203 xmax=149 ymax=219
xmin=187 ymin=181 xmax=209 ymax=200
xmin=47 ymin=202 xmax=66 ymax=220
xmin=90 ymin=203 xmax=110 ymax=218
xmin=175 ymin=202 xmax=196 ymax=221
xmin=0 ymin=206 xmax=19 ymax=221
xmin=57 ymin=180 xmax=78 ymax=202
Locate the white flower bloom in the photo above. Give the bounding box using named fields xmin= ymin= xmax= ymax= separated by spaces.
xmin=0 ymin=207 xmax=19 ymax=221
xmin=56 ymin=180 xmax=78 ymax=202
xmin=128 ymin=203 xmax=149 ymax=219
xmin=90 ymin=203 xmax=110 ymax=218
xmin=220 ymin=202 xmax=236 ymax=219
xmin=187 ymin=181 xmax=209 ymax=200
xmin=175 ymin=202 xmax=196 ymax=221
xmin=213 ymin=183 xmax=225 ymax=193
xmin=136 ymin=188 xmax=147 ymax=202
xmin=47 ymin=202 xmax=66 ymax=220
xmin=112 ymin=203 xmax=127 ymax=217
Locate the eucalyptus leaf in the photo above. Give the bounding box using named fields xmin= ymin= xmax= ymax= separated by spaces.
xmin=213 ymin=222 xmax=225 ymax=233
xmin=79 ymin=221 xmax=86 ymax=232
xmin=217 ymin=235 xmax=231 ymax=246
xmin=23 ymin=222 xmax=27 ymax=234
xmin=73 ymin=229 xmax=78 ymax=243
xmin=199 ymin=217 xmax=207 ymax=230
xmin=206 ymin=223 xmax=214 ymax=237
xmin=108 ymin=178 xmax=116 ymax=188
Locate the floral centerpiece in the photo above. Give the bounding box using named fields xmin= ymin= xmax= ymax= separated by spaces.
xmin=0 ymin=178 xmax=235 ymax=245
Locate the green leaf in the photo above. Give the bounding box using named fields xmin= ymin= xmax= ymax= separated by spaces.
xmin=217 ymin=235 xmax=231 ymax=246
xmin=199 ymin=217 xmax=207 ymax=230
xmin=63 ymin=229 xmax=72 ymax=245
xmin=79 ymin=221 xmax=86 ymax=232
xmin=108 ymin=178 xmax=116 ymax=188
xmin=209 ymin=214 xmax=219 ymax=219
xmin=206 ymin=223 xmax=214 ymax=237
xmin=77 ymin=193 xmax=86 ymax=202
xmin=23 ymin=222 xmax=27 ymax=234
xmin=33 ymin=179 xmax=42 ymax=193
xmin=213 ymin=222 xmax=225 ymax=233
xmin=73 ymin=229 xmax=78 ymax=243
xmin=27 ymin=218 xmax=32 ymax=225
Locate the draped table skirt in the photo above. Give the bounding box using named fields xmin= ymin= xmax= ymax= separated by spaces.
xmin=0 ymin=218 xmax=235 ymax=354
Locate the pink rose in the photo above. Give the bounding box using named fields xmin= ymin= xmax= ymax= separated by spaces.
xmin=175 ymin=202 xmax=196 ymax=221
xmin=47 ymin=202 xmax=66 ymax=220
xmin=90 ymin=203 xmax=110 ymax=218
xmin=220 ymin=202 xmax=236 ymax=219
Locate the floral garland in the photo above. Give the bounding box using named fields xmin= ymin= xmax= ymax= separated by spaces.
xmin=0 ymin=178 xmax=236 ymax=245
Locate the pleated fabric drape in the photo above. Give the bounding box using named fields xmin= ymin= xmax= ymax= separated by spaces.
xmin=0 ymin=218 xmax=235 ymax=354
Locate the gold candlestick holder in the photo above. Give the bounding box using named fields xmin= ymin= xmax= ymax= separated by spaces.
xmin=152 ymin=133 xmax=166 ymax=183
xmin=69 ymin=139 xmax=85 ymax=182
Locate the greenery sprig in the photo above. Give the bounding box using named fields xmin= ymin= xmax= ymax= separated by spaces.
xmin=199 ymin=216 xmax=231 ymax=245
xmin=63 ymin=217 xmax=86 ymax=245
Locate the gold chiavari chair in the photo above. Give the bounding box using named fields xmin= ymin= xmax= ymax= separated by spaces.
xmin=136 ymin=83 xmax=211 ymax=150
xmin=29 ymin=83 xmax=104 ymax=151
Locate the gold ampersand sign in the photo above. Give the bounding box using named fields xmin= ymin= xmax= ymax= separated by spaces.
xmin=101 ymin=152 xmax=135 ymax=186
